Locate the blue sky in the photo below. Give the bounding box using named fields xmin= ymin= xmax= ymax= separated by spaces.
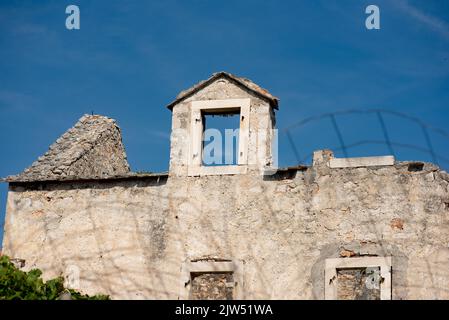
xmin=1 ymin=0 xmax=449 ymax=246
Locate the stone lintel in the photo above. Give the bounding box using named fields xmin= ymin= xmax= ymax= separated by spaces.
xmin=328 ymin=155 xmax=395 ymax=169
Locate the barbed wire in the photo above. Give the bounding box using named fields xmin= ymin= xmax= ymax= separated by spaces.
xmin=281 ymin=108 xmax=449 ymax=167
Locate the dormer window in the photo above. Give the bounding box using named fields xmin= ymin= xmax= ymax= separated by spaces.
xmin=167 ymin=72 xmax=279 ymax=177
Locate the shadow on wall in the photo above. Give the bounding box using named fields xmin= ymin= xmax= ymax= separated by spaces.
xmin=3 ymin=165 xmax=449 ymax=299
xmin=3 ymin=177 xmax=170 ymax=298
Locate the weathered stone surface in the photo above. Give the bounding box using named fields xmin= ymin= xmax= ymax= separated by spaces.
xmin=168 ymin=74 xmax=276 ymax=176
xmin=4 ymin=115 xmax=130 ymax=182
xmin=166 ymin=71 xmax=278 ymax=110
xmin=340 ymin=249 xmax=356 ymax=258
xmin=191 ymin=273 xmax=234 ymax=300
xmin=3 ymin=161 xmax=449 ymax=299
xmin=390 ymin=218 xmax=404 ymax=230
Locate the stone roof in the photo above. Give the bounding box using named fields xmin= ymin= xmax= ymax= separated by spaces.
xmin=4 ymin=114 xmax=131 ymax=182
xmin=166 ymin=71 xmax=279 ymax=110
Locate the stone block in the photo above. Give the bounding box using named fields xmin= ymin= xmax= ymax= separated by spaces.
xmin=329 ymin=156 xmax=395 ymax=168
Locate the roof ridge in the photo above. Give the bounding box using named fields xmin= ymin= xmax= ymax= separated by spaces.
xmin=166 ymin=71 xmax=279 ymax=110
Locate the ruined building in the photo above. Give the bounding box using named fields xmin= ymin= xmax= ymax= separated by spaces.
xmin=2 ymin=72 xmax=449 ymax=299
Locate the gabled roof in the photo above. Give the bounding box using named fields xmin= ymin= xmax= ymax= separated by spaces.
xmin=166 ymin=71 xmax=279 ymax=110
xmin=4 ymin=114 xmax=130 ymax=182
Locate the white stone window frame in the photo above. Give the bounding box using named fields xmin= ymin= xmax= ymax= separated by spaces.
xmin=188 ymin=98 xmax=250 ymax=176
xmin=324 ymin=256 xmax=392 ymax=300
xmin=179 ymin=260 xmax=244 ymax=300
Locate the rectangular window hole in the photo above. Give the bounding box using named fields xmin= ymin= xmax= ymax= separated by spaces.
xmin=202 ymin=111 xmax=240 ymax=166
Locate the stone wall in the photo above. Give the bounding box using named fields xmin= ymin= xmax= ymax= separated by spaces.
xmin=3 ymin=159 xmax=449 ymax=299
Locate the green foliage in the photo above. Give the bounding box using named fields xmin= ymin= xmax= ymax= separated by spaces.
xmin=0 ymin=255 xmax=109 ymax=300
